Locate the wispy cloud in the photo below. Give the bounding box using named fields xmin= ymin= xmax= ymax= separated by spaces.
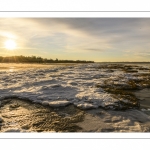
xmin=0 ymin=18 xmax=150 ymax=61
xmin=84 ymin=48 xmax=104 ymax=52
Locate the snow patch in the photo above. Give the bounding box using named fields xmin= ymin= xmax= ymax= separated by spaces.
xmin=48 ymin=100 xmax=71 ymax=107
xmin=75 ymin=102 xmax=98 ymax=109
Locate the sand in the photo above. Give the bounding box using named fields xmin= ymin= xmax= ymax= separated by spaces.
xmin=0 ymin=98 xmax=150 ymax=132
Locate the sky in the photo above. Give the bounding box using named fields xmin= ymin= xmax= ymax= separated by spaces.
xmin=0 ymin=18 xmax=150 ymax=62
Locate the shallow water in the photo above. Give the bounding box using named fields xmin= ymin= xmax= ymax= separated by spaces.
xmin=134 ymin=88 xmax=150 ymax=109
xmin=0 ymin=63 xmax=77 ymax=72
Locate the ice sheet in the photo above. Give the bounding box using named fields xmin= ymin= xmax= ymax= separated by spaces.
xmin=0 ymin=63 xmax=147 ymax=109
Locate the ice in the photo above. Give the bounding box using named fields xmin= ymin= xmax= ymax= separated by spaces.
xmin=75 ymin=102 xmax=98 ymax=109
xmin=75 ymin=108 xmax=150 ymax=132
xmin=141 ymin=109 xmax=147 ymax=111
xmin=2 ymin=127 xmax=30 ymax=132
xmin=0 ymin=63 xmax=148 ymax=108
xmin=47 ymin=100 xmax=70 ymax=107
xmin=3 ymin=128 xmax=22 ymax=132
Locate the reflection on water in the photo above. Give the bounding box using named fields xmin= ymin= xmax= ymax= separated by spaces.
xmin=0 ymin=63 xmax=76 ymax=72
xmin=9 ymin=67 xmax=15 ymax=72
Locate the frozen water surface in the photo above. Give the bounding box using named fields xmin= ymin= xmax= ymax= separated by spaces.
xmin=0 ymin=63 xmax=150 ymax=132
xmin=0 ymin=63 xmax=121 ymax=108
xmin=0 ymin=63 xmax=149 ymax=109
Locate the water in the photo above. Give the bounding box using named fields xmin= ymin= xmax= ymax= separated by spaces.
xmin=0 ymin=62 xmax=150 ymax=109
xmin=97 ymin=62 xmax=150 ymax=109
xmin=134 ymin=88 xmax=150 ymax=109
xmin=0 ymin=63 xmax=77 ymax=72
xmin=1 ymin=62 xmax=150 ymax=132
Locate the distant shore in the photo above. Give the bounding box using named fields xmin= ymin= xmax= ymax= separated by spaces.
xmin=0 ymin=55 xmax=94 ymax=63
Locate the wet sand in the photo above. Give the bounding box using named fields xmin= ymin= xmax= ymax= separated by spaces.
xmin=1 ymin=98 xmax=150 ymax=132
xmin=0 ymin=98 xmax=84 ymax=132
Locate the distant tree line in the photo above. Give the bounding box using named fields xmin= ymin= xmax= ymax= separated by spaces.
xmin=0 ymin=56 xmax=94 ymax=63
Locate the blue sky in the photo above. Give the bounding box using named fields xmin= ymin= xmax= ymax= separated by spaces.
xmin=0 ymin=18 xmax=150 ymax=62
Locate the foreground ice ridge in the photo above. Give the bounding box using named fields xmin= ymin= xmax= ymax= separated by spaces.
xmin=0 ymin=63 xmax=147 ymax=109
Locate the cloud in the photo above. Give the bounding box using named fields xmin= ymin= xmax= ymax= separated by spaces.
xmin=0 ymin=18 xmax=150 ymax=61
xmin=134 ymin=52 xmax=150 ymax=57
xmin=30 ymin=18 xmax=150 ymax=53
xmin=84 ymin=48 xmax=104 ymax=52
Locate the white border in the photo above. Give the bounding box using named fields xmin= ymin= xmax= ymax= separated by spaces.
xmin=0 ymin=133 xmax=149 ymax=139
xmin=1 ymin=12 xmax=150 ymax=18
xmin=0 ymin=0 xmax=150 ymax=11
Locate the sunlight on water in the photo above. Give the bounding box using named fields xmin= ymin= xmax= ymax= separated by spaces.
xmin=0 ymin=63 xmax=73 ymax=72
xmin=9 ymin=67 xmax=15 ymax=72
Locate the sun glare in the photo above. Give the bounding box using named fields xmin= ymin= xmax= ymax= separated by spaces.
xmin=4 ymin=39 xmax=17 ymax=50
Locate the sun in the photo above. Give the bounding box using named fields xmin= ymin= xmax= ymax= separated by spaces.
xmin=4 ymin=39 xmax=17 ymax=50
